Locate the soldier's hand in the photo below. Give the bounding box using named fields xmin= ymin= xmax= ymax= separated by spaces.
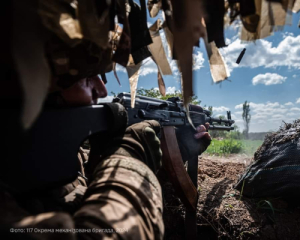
xmin=124 ymin=120 xmax=162 ymax=171
xmin=102 ymin=120 xmax=162 ymax=173
xmin=194 ymin=123 xmax=211 ymax=141
xmin=175 ymin=122 xmax=211 ymax=162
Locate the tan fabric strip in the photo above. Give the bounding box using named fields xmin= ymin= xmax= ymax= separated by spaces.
xmin=293 ymin=0 xmax=300 ymax=12
xmin=162 ymin=21 xmax=174 ymax=59
xmin=205 ymin=40 xmax=229 ymax=83
xmin=148 ymin=20 xmax=172 ymax=75
xmin=126 ymin=57 xmax=142 ymax=108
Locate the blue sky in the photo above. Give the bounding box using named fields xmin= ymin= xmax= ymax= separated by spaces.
xmin=103 ymin=11 xmax=300 ymax=133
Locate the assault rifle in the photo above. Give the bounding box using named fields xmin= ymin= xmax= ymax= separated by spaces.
xmin=4 ymin=93 xmax=234 ymax=194
xmin=114 ymin=92 xmax=234 ymax=131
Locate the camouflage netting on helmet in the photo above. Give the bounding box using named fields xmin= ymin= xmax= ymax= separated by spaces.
xmin=235 ymin=119 xmax=300 ymax=198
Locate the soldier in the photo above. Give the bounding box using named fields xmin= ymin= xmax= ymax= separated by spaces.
xmin=0 ymin=73 xmax=211 ymax=240
xmin=0 ymin=1 xmax=211 ymax=239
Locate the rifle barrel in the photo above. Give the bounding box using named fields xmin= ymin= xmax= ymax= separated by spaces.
xmin=209 ymin=125 xmax=234 ymax=131
xmin=207 ymin=117 xmax=235 ymax=125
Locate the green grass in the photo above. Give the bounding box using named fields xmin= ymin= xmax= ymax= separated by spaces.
xmin=206 ymin=139 xmax=263 ymax=156
xmin=241 ymin=140 xmax=263 ymax=156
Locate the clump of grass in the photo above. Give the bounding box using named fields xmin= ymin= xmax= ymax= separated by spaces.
xmin=239 ymin=180 xmax=245 ymax=201
xmin=206 ymin=139 xmax=242 ymax=156
xmin=256 ymin=200 xmax=275 ymax=215
xmin=206 ymin=139 xmax=263 ymax=156
xmin=255 ymin=199 xmax=286 ymax=223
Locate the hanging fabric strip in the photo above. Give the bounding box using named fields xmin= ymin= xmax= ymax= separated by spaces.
xmin=112 ymin=0 xmax=131 ymax=67
xmin=158 ymin=71 xmax=166 ymax=97
xmin=239 ymin=0 xmax=260 ymax=34
xmin=110 ymin=24 xmax=123 ymax=52
xmin=241 ymin=0 xmax=294 ymax=41
xmin=204 ymin=0 xmax=226 ymax=48
xmin=293 ymin=0 xmax=300 ymax=12
xmin=113 ymin=62 xmax=122 ymax=86
xmin=149 ymin=20 xmax=172 ymax=75
xmin=162 ymin=21 xmax=174 ymax=59
xmin=241 ymin=0 xmax=263 ymax=41
xmin=126 ymin=56 xmax=142 ymax=108
xmin=169 ymin=0 xmax=206 ymax=106
xmin=148 ymin=0 xmax=162 ymax=17
xmin=269 ymin=0 xmax=290 ymax=28
xmin=258 ymin=0 xmax=273 ymax=39
xmin=131 ymin=46 xmax=152 ymax=65
xmin=128 ymin=0 xmax=153 ymax=64
xmin=205 ymin=40 xmax=229 ymax=83
xmin=285 ymin=0 xmax=295 ymax=26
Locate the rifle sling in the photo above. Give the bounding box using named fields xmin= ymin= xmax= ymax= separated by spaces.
xmin=161 ymin=126 xmax=198 ymax=210
xmin=161 ymin=126 xmax=198 ymax=239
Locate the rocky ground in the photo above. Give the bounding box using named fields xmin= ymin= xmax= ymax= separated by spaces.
xmin=161 ymin=154 xmax=300 ymax=240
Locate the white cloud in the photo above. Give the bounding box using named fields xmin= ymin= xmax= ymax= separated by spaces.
xmin=192 ymin=51 xmax=205 ymax=71
xmin=233 ymin=101 xmax=300 ymax=132
xmin=272 ymin=114 xmax=285 ymax=119
xmin=225 ymin=38 xmax=232 ymax=45
xmin=213 ymin=106 xmax=230 ymax=112
xmin=281 ymin=32 xmax=294 ymax=38
xmin=230 ymin=113 xmax=237 ymax=119
xmin=117 ymin=58 xmax=160 ymax=77
xmin=235 ymin=101 xmax=281 ymax=110
xmin=160 ymin=30 xmax=205 ymax=75
xmin=225 ymin=19 xmax=242 ymax=33
xmin=285 ymin=102 xmax=294 ymax=106
xmin=234 ymin=111 xmax=243 ymax=115
xmin=252 ymin=73 xmax=287 ymax=86
xmin=221 ymin=35 xmax=300 ymax=73
xmin=287 ymin=112 xmax=299 ymax=116
xmin=117 ymin=58 xmax=161 ymax=77
xmin=148 ymin=86 xmax=180 ymax=95
xmin=235 ymin=119 xmax=244 ymax=124
xmin=116 ymin=64 xmax=127 ymax=73
xmin=292 ymin=74 xmax=297 ymax=78
xmin=166 ymin=86 xmax=178 ymax=94
xmin=257 ymin=120 xmax=265 ymax=124
xmin=296 ymin=98 xmax=300 ymax=104
xmin=139 ymin=58 xmax=158 ymax=76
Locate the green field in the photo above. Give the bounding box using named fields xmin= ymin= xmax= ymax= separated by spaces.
xmin=206 ymin=139 xmax=263 ymax=156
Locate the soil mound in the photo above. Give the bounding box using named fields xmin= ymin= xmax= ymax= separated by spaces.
xmin=162 ymin=156 xmax=300 ymax=240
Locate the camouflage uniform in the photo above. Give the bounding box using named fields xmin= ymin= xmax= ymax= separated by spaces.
xmin=2 ymin=1 xmax=164 ymax=236
xmin=0 ymin=155 xmax=163 ymax=240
